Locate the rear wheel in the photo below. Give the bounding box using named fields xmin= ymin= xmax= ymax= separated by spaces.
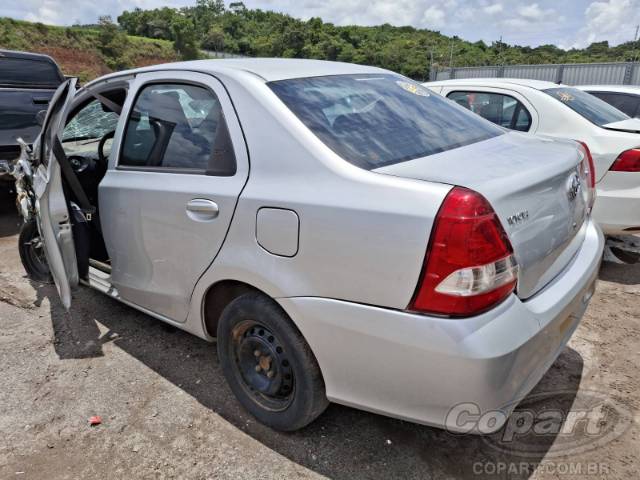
xmin=217 ymin=292 xmax=329 ymax=431
xmin=18 ymin=220 xmax=52 ymax=283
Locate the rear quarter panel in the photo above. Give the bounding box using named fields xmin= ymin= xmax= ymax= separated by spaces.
xmin=186 ymin=73 xmax=451 ymax=336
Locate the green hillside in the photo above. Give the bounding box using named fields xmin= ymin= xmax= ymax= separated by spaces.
xmin=118 ymin=0 xmax=640 ymax=80
xmin=0 ymin=17 xmax=177 ymax=82
xmin=2 ymin=1 xmax=640 ymax=83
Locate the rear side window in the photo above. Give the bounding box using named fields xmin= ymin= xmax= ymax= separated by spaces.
xmin=447 ymin=91 xmax=532 ymax=132
xmin=0 ymin=56 xmax=62 ymax=87
xmin=120 ymin=83 xmax=236 ymax=175
xmin=269 ymin=74 xmax=502 ymax=170
xmin=589 ymin=92 xmax=640 ymax=118
xmin=543 ymin=87 xmax=629 ymax=126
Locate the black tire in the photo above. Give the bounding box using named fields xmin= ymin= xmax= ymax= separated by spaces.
xmin=217 ymin=292 xmax=329 ymax=431
xmin=18 ymin=220 xmax=52 ymax=283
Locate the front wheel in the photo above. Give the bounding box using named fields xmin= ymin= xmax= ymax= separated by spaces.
xmin=18 ymin=220 xmax=52 ymax=283
xmin=217 ymin=292 xmax=329 ymax=431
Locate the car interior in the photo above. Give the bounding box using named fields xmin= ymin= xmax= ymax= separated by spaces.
xmin=58 ymin=87 xmax=128 ymax=277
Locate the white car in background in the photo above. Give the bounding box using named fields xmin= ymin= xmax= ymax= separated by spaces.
xmin=424 ymin=78 xmax=640 ymax=236
xmin=576 ymin=85 xmax=640 ymax=118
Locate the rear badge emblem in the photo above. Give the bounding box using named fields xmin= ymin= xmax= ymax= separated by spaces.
xmin=507 ymin=210 xmax=529 ymax=226
xmin=567 ymin=173 xmax=581 ymax=202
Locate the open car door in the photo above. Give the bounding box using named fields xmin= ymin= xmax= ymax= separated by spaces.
xmin=31 ymin=78 xmax=79 ymax=309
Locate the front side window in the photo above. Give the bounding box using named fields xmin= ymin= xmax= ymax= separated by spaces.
xmin=447 ymin=91 xmax=532 ymax=132
xmin=543 ymin=87 xmax=629 ymax=126
xmin=269 ymin=74 xmax=503 ymax=170
xmin=589 ymin=92 xmax=640 ymax=118
xmin=120 ymin=83 xmax=236 ymax=174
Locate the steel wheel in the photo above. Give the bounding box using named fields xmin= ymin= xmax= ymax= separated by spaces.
xmin=217 ymin=292 xmax=329 ymax=431
xmin=230 ymin=320 xmax=295 ymax=412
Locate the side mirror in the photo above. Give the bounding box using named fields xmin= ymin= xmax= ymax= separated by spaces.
xmin=36 ymin=110 xmax=47 ymax=126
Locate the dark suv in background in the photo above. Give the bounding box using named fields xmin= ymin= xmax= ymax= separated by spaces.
xmin=0 ymin=49 xmax=64 ymax=183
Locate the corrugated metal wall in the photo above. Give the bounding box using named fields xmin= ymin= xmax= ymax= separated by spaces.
xmin=432 ymin=62 xmax=640 ymax=85
xmin=456 ymin=67 xmax=499 ymax=78
xmin=503 ymin=65 xmax=557 ymax=82
xmin=562 ymin=63 xmax=628 ymax=85
xmin=632 ymin=65 xmax=640 ymax=85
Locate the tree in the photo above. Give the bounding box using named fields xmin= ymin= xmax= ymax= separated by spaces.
xmin=172 ymin=15 xmax=200 ymax=60
xmin=203 ymin=26 xmax=225 ymax=52
xmin=97 ymin=16 xmax=131 ymax=70
xmin=191 ymin=0 xmax=225 ymax=36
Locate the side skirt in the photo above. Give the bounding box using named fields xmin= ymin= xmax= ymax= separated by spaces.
xmin=82 ymin=266 xmax=190 ymax=330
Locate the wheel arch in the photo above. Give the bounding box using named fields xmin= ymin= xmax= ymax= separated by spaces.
xmin=200 ymin=279 xmax=325 ymax=372
xmin=202 ymin=279 xmax=264 ymax=338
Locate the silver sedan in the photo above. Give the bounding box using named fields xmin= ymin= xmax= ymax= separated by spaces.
xmin=14 ymin=58 xmax=603 ymax=432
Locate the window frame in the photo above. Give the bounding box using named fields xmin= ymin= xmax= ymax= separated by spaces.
xmin=446 ymin=89 xmax=533 ymax=132
xmin=116 ymin=79 xmax=235 ymax=176
xmin=50 ymin=83 xmax=130 ymax=168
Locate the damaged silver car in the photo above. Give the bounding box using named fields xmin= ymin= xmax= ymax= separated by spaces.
xmin=14 ymin=59 xmax=603 ymax=432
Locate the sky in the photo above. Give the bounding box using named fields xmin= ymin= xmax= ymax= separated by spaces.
xmin=3 ymin=0 xmax=640 ymax=49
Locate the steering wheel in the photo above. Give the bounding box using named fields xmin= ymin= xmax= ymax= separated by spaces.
xmin=98 ymin=131 xmax=116 ymax=164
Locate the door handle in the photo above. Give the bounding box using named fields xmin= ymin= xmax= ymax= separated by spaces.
xmin=186 ymin=199 xmax=219 ymax=219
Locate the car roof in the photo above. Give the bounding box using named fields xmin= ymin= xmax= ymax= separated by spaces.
xmin=0 ymin=48 xmax=59 ymax=64
xmin=576 ymin=85 xmax=640 ymax=94
xmin=424 ymin=77 xmax=561 ymax=91
xmin=88 ymin=58 xmax=390 ymax=85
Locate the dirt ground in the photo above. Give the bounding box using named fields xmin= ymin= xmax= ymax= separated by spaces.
xmin=0 ymin=185 xmax=638 ymax=480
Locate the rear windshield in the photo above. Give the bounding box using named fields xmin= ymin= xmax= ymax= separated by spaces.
xmin=269 ymin=74 xmax=503 ymax=169
xmin=543 ymin=87 xmax=629 ymax=127
xmin=0 ymin=56 xmax=63 ymax=87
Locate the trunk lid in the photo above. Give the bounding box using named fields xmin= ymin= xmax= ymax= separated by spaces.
xmin=375 ymin=132 xmax=589 ymax=299
xmin=603 ymin=118 xmax=640 ymax=134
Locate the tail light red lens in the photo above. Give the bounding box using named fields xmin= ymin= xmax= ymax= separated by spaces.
xmin=577 ymin=142 xmax=596 ymax=188
xmin=409 ymin=187 xmax=518 ymax=317
xmin=610 ymin=148 xmax=640 ymax=172
xmin=576 ymin=141 xmax=596 ymax=210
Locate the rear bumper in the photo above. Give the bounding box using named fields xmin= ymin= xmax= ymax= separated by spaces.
xmin=278 ymin=220 xmax=604 ymax=432
xmin=594 ymin=172 xmax=640 ymax=234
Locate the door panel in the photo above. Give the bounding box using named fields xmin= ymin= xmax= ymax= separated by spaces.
xmin=32 ymin=78 xmax=78 ymax=309
xmin=99 ymin=72 xmax=249 ymax=322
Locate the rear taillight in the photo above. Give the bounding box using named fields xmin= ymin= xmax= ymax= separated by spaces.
xmin=577 ymin=142 xmax=595 ymax=188
xmin=610 ymin=148 xmax=640 ymax=172
xmin=576 ymin=141 xmax=596 ymax=210
xmin=409 ymin=187 xmax=518 ymax=317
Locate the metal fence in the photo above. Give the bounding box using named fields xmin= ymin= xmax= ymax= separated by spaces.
xmin=431 ymin=62 xmax=640 ymax=85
